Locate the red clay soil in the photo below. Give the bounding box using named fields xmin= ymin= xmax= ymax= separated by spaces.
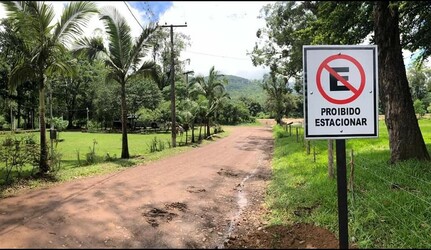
xmin=0 ymin=122 xmax=340 ymax=248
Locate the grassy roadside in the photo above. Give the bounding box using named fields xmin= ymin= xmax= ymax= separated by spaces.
xmin=268 ymin=119 xmax=431 ymax=248
xmin=0 ymin=127 xmax=232 ymax=198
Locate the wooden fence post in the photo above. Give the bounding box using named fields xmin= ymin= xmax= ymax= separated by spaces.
xmin=313 ymin=145 xmax=316 ymax=162
xmin=328 ymin=139 xmax=334 ymax=179
xmin=349 ymin=148 xmax=354 ymax=192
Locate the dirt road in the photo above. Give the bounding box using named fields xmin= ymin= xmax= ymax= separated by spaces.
xmin=0 ymin=125 xmax=274 ymax=248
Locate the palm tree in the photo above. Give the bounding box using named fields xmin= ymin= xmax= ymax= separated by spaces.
xmin=1 ymin=1 xmax=97 ymax=173
xmin=74 ymin=6 xmax=157 ymax=159
xmin=212 ymin=89 xmax=230 ymax=128
xmin=192 ymin=66 xmax=228 ymax=137
xmin=261 ymin=71 xmax=295 ymax=124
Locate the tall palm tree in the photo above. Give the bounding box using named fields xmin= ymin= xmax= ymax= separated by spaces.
xmin=1 ymin=1 xmax=97 ymax=173
xmin=192 ymin=66 xmax=228 ymax=137
xmin=74 ymin=6 xmax=157 ymax=159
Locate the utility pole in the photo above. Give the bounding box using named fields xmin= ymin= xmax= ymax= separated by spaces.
xmin=183 ymin=70 xmax=194 ymax=96
xmin=159 ymin=22 xmax=187 ymax=148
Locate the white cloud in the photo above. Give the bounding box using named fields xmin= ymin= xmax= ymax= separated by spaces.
xmin=158 ymin=1 xmax=271 ymax=80
xmin=0 ymin=1 xmax=148 ymax=39
xmin=0 ymin=1 xmax=270 ymax=79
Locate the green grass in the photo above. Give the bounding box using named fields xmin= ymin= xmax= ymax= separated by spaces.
xmin=268 ymin=119 xmax=431 ymax=248
xmin=0 ymin=127 xmax=229 ymax=196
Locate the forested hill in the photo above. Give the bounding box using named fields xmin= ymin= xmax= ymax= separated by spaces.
xmin=222 ymin=75 xmax=265 ymax=104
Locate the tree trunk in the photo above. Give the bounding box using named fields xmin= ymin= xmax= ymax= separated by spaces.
xmin=17 ymin=101 xmax=21 ymax=129
xmin=31 ymin=108 xmax=35 ymax=129
xmin=199 ymin=124 xmax=202 ymax=141
xmin=206 ymin=117 xmax=210 ymax=138
xmin=10 ymin=103 xmax=14 ymax=132
xmin=39 ymin=81 xmax=49 ymax=173
xmin=191 ymin=122 xmax=195 ymax=143
xmin=373 ymin=2 xmax=430 ymax=163
xmin=120 ymin=82 xmax=130 ymax=158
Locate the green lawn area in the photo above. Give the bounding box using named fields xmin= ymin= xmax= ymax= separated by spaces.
xmin=56 ymin=131 xmax=173 ymax=167
xmin=269 ymin=119 xmax=431 ymax=248
xmin=0 ymin=127 xmax=230 ymax=194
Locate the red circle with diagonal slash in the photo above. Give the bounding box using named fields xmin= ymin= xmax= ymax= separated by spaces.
xmin=316 ymin=54 xmax=365 ymax=104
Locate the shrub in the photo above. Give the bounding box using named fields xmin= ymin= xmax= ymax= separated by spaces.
xmin=0 ymin=134 xmax=39 ymax=184
xmin=148 ymin=137 xmax=167 ymax=153
xmin=85 ymin=139 xmax=99 ymax=165
xmin=104 ymin=153 xmax=117 ymax=162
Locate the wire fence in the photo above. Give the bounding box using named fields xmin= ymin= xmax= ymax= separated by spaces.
xmin=283 ymin=124 xmax=431 ymax=248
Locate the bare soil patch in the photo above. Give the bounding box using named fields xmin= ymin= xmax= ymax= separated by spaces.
xmin=0 ymin=123 xmax=341 ymax=249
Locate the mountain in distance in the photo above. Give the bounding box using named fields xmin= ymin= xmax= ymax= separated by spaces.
xmin=222 ymin=75 xmax=265 ymax=104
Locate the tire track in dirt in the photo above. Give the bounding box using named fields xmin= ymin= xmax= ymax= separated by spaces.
xmin=0 ymin=125 xmax=274 ymax=248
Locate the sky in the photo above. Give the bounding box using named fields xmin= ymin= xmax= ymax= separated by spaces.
xmin=0 ymin=1 xmax=271 ymax=80
xmin=152 ymin=1 xmax=271 ymax=80
xmin=0 ymin=1 xmax=425 ymax=80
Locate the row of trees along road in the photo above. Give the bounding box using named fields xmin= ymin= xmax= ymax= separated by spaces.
xmin=251 ymin=1 xmax=431 ymax=164
xmin=0 ymin=1 xmax=238 ymax=175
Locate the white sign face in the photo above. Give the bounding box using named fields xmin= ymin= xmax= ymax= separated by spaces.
xmin=303 ymin=45 xmax=378 ymax=139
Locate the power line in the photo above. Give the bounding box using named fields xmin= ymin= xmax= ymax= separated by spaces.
xmin=123 ymin=2 xmax=250 ymax=62
xmin=123 ymin=1 xmax=145 ymax=30
xmin=186 ymin=50 xmax=250 ymax=61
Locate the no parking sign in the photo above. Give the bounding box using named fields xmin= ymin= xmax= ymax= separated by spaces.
xmin=303 ymin=45 xmax=378 ymax=139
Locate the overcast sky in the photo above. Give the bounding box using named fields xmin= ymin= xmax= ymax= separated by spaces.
xmin=155 ymin=1 xmax=271 ymax=80
xmin=0 ymin=1 xmax=271 ymax=80
xmin=0 ymin=1 xmax=423 ymax=80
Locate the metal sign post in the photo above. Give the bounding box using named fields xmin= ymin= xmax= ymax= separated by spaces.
xmin=303 ymin=45 xmax=378 ymax=249
xmin=336 ymin=139 xmax=348 ymax=249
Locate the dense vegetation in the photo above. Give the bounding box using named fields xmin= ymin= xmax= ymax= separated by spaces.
xmin=0 ymin=1 xmax=265 ymax=179
xmin=270 ymin=119 xmax=431 ymax=248
xmin=252 ymin=1 xmax=431 ymax=163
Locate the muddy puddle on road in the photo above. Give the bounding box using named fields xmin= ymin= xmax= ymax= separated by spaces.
xmin=142 ymin=202 xmax=188 ymax=228
xmin=217 ymin=156 xmax=264 ymax=249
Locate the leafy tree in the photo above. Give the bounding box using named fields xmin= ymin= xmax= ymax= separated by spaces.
xmin=408 ymin=66 xmax=431 ymax=108
xmin=219 ymin=99 xmax=252 ymax=125
xmin=93 ymin=78 xmax=120 ymax=130
xmin=250 ymin=2 xmax=315 ymax=79
xmin=155 ymin=100 xmax=173 ymax=125
xmin=149 ymin=28 xmax=190 ymax=90
xmin=252 ymin=1 xmax=431 ymax=163
xmin=49 ymin=53 xmax=107 ymax=129
xmin=261 ymin=71 xmax=297 ymax=124
xmin=126 ymin=75 xmax=162 ymax=115
xmin=75 ymin=6 xmax=157 ymax=158
xmin=427 ymin=103 xmax=431 ymax=114
xmin=399 ymin=1 xmax=431 ymax=67
xmin=239 ymin=96 xmax=263 ymax=117
xmin=413 ymin=99 xmax=426 ymax=118
xmin=374 ymin=1 xmax=429 ymax=162
xmin=1 ymin=1 xmax=97 ymax=173
xmin=136 ymin=107 xmax=162 ymax=128
xmin=408 ymin=68 xmax=428 ymax=101
xmin=191 ymin=66 xmax=229 ymax=137
xmin=0 ymin=18 xmax=40 ymax=130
